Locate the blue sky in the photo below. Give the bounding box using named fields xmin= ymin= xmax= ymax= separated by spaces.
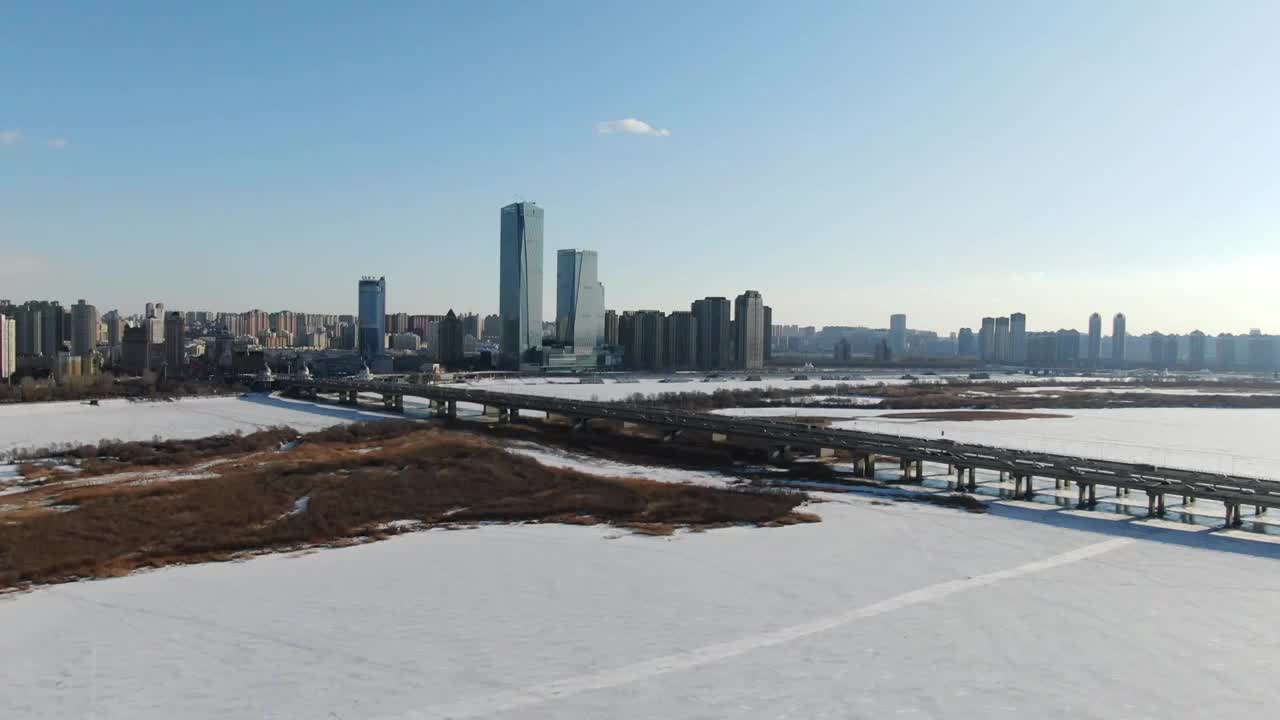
xmin=2 ymin=1 xmax=1277 ymax=334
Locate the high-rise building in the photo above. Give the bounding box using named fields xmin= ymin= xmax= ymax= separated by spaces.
xmin=1010 ymin=312 xmax=1027 ymax=363
xmin=993 ymin=317 xmax=1010 ymax=363
xmin=1056 ymin=329 xmax=1081 ymax=367
xmin=1216 ymin=333 xmax=1236 ymax=370
xmin=603 ymin=310 xmax=619 ymax=346
xmin=734 ymin=291 xmax=765 ymax=370
xmin=978 ymin=317 xmax=996 ymax=362
xmin=637 ymin=311 xmax=666 ymax=371
xmin=957 ymin=327 xmax=976 ymax=357
xmin=763 ymin=306 xmax=773 ymax=364
xmin=438 ymin=310 xmax=465 ymax=367
xmin=164 ymin=311 xmax=186 ymax=374
xmin=1247 ymin=331 xmax=1274 ymax=370
xmin=0 ymin=313 xmax=15 ymax=381
xmin=358 ymin=276 xmax=387 ymax=364
xmin=665 ymin=310 xmax=698 ymax=370
xmin=1112 ymin=313 xmax=1127 ymax=367
xmin=692 ymin=297 xmax=731 ymax=370
xmin=1087 ymin=313 xmax=1102 ymax=368
xmin=103 ymin=310 xmax=125 ymax=349
xmin=888 ymin=314 xmax=907 ymax=358
xmin=1149 ymin=333 xmax=1174 ymax=369
xmin=460 ymin=313 xmax=480 ymax=341
xmin=499 ymin=202 xmax=544 ymax=369
xmin=1188 ymin=330 xmax=1206 ymax=370
xmin=481 ymin=313 xmax=500 ymax=341
xmin=555 ymin=249 xmax=605 ymax=351
xmin=70 ymin=299 xmax=98 ymax=356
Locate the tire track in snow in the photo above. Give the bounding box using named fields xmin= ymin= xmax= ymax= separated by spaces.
xmin=402 ymin=537 xmax=1133 ymax=719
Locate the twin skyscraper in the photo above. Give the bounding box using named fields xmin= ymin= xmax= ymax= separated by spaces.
xmin=499 ymin=202 xmax=604 ymax=370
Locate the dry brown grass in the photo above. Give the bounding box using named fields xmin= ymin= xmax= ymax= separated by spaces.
xmin=0 ymin=426 xmax=812 ymax=590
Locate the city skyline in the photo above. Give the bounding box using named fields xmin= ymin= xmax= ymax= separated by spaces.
xmin=3 ymin=3 xmax=1278 ymax=332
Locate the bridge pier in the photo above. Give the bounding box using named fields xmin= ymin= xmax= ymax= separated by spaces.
xmin=1224 ymin=502 xmax=1243 ymax=528
xmin=446 ymin=400 xmax=457 ymax=419
xmin=915 ymin=460 xmax=923 ymax=481
xmin=967 ymin=467 xmax=976 ymax=492
xmin=1156 ymin=492 xmax=1166 ymax=517
xmin=1078 ymin=483 xmax=1088 ymax=507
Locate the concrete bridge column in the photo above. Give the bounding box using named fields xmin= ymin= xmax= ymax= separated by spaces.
xmin=1078 ymin=483 xmax=1089 ymax=508
xmin=1024 ymin=475 xmax=1035 ymax=500
xmin=864 ymin=454 xmax=876 ymax=479
xmin=1087 ymin=483 xmax=1097 ymax=506
xmin=954 ymin=465 xmax=965 ymax=490
xmin=446 ymin=400 xmax=457 ymax=419
xmin=1146 ymin=491 xmax=1157 ymax=516
xmin=914 ymin=460 xmax=924 ymax=481
xmin=967 ymin=467 xmax=976 ymax=492
xmin=1156 ymin=492 xmax=1166 ymax=517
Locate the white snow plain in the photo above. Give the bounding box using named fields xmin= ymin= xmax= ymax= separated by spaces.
xmin=716 ymin=407 xmax=1280 ymax=478
xmin=3 ymin=496 xmax=1279 ymax=719
xmin=0 ymin=395 xmax=393 ymax=457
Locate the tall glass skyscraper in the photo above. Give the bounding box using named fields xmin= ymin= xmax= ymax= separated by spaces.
xmin=556 ymin=249 xmax=605 ymax=351
xmin=499 ymin=202 xmax=543 ymax=369
xmin=357 ymin=276 xmax=386 ymax=365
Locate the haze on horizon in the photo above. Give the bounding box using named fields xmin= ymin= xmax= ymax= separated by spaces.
xmin=2 ymin=1 xmax=1277 ymax=336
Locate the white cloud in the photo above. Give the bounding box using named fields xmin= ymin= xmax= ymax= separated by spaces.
xmin=46 ymin=137 xmax=69 ymax=150
xmin=594 ymin=118 xmax=671 ymax=137
xmin=0 ymin=130 xmax=23 ymax=146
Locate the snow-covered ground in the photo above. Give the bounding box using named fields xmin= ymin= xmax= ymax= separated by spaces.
xmin=717 ymin=407 xmax=1280 ymax=478
xmin=0 ymin=395 xmax=393 ymax=457
xmin=3 ymin=495 xmax=1279 ymax=719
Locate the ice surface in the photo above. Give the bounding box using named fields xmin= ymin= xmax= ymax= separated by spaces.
xmin=3 ymin=496 xmax=1279 ymax=719
xmin=718 ymin=406 xmax=1280 ymax=478
xmin=0 ymin=395 xmax=392 ymax=457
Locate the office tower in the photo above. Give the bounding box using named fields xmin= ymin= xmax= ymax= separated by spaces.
xmin=164 ymin=311 xmax=186 ymax=373
xmin=692 ymin=297 xmax=731 ymax=370
xmin=993 ymin=317 xmax=1010 ymax=363
xmin=734 ymin=291 xmax=765 ymax=370
xmin=978 ymin=317 xmax=996 ymax=362
xmin=888 ymin=314 xmax=907 ymax=357
xmin=763 ymin=306 xmax=773 ymax=364
xmin=1009 ymin=312 xmax=1027 ymax=363
xmin=1217 ymin=333 xmax=1236 ymax=370
xmin=438 ymin=310 xmax=465 ymax=367
xmin=358 ymin=276 xmax=387 ymax=364
xmin=0 ymin=313 xmax=14 ymax=380
xmin=70 ymin=299 xmax=98 ymax=356
xmin=1087 ymin=313 xmax=1102 ymax=368
xmin=1112 ymin=313 xmax=1127 ymax=367
xmin=499 ymin=202 xmax=544 ymax=369
xmin=956 ymin=328 xmax=976 ymax=357
xmin=1188 ymin=330 xmax=1206 ymax=370
xmin=603 ymin=310 xmax=619 ymax=346
xmin=665 ymin=310 xmax=698 ymax=370
xmin=555 ymin=249 xmax=605 ymax=351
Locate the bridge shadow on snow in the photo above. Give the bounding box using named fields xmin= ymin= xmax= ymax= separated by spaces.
xmin=985 ymin=499 xmax=1280 ymax=561
xmin=235 ymin=392 xmax=409 ymax=425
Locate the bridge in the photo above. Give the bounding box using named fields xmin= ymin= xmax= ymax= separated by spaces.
xmin=277 ymin=377 xmax=1280 ymax=528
